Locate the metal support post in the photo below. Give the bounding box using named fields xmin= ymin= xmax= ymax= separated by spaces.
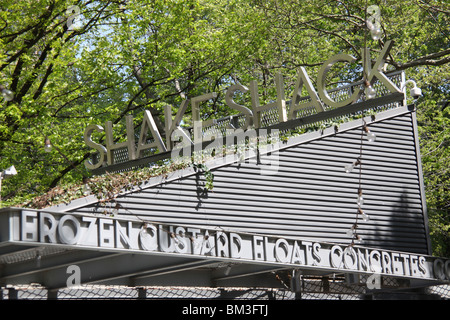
xmin=290 ymin=269 xmax=302 ymax=300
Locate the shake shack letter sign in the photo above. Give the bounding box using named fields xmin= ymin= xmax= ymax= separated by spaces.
xmin=84 ymin=41 xmax=402 ymax=170
xmin=16 ymin=210 xmax=450 ymax=282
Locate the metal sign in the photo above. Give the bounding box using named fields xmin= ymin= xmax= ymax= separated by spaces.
xmin=84 ymin=41 xmax=404 ymax=171
xmin=8 ymin=210 xmax=450 ymax=283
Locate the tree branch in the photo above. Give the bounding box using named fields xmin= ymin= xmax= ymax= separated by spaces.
xmin=388 ymin=48 xmax=450 ymax=70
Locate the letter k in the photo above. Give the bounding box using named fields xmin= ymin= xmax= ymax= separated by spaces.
xmin=363 ymin=40 xmax=401 ymax=94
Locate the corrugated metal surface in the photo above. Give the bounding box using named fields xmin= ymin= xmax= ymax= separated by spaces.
xmin=75 ymin=110 xmax=429 ymax=255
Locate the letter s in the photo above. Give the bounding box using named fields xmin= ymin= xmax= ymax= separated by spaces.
xmin=225 ymin=84 xmax=253 ymax=129
xmin=312 ymin=242 xmax=321 ymax=265
xmin=418 ymin=256 xmax=427 ymax=276
xmin=84 ymin=124 xmax=107 ymax=170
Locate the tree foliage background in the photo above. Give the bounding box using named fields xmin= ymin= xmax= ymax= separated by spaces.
xmin=0 ymin=0 xmax=449 ymax=257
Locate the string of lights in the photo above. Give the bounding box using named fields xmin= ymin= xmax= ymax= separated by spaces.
xmin=345 ymin=118 xmax=376 ymax=245
xmin=343 ymin=2 xmax=381 ymax=246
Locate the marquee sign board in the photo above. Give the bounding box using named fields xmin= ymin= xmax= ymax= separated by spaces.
xmin=4 ymin=210 xmax=449 ymax=284
xmin=84 ymin=41 xmax=406 ymax=171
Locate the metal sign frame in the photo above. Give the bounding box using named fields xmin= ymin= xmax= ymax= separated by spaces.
xmin=0 ymin=208 xmax=448 ymax=290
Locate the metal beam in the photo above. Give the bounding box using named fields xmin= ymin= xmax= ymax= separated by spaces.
xmin=129 ymin=260 xmax=219 ymax=283
xmin=40 ymin=253 xmax=215 ymax=290
xmin=212 ymin=264 xmax=287 ymax=283
xmin=0 ymin=249 xmax=122 ymax=286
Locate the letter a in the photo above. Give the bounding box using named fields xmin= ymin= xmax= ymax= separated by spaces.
xmin=136 ymin=110 xmax=167 ymax=157
xmin=66 ymin=265 xmax=81 ymax=288
xmin=289 ymin=67 xmax=325 ymax=119
xmin=366 ymin=273 xmax=381 ymax=290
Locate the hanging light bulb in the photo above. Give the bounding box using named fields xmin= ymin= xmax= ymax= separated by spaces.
xmin=44 ymin=136 xmax=52 ymax=152
xmin=366 ymin=20 xmax=375 ymax=31
xmin=357 ymin=188 xmax=364 ymax=206
xmin=1 ymin=87 xmax=14 ymax=101
xmin=363 ymin=80 xmax=376 ymax=99
xmin=344 ymin=159 xmax=361 ymax=173
xmin=346 ymin=228 xmax=355 ymax=237
xmin=366 ymin=4 xmax=383 ymax=40
xmin=362 ymin=213 xmax=370 ymax=222
xmin=371 ymin=27 xmax=383 ymax=40
xmin=358 ymin=208 xmax=370 ymax=222
xmin=364 ymin=126 xmax=376 ymax=142
xmin=366 ymin=86 xmax=377 ymax=99
xmin=367 ymin=131 xmax=376 ymax=142
xmin=344 ymin=163 xmax=355 ymax=173
xmin=346 ymin=224 xmax=357 ymax=237
xmin=354 ymin=234 xmax=363 ymax=244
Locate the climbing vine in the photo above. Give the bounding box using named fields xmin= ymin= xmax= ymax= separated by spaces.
xmin=192 ymin=162 xmax=215 ymax=191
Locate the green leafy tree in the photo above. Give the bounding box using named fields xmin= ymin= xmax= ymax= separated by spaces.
xmin=1 ymin=0 xmax=448 ymax=256
xmin=417 ymin=94 xmax=449 ymax=258
xmin=0 ymin=0 xmax=265 ymax=202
